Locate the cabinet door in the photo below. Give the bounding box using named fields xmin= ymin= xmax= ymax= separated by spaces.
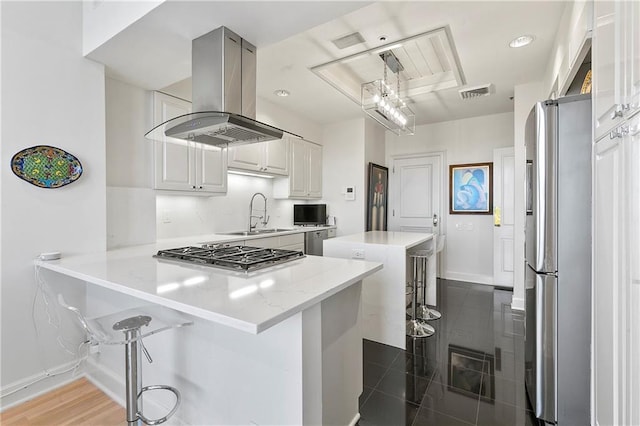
xmin=307 ymin=142 xmax=323 ymax=198
xmin=593 ymin=0 xmax=625 ymax=141
xmin=228 ymin=144 xmax=262 ymax=172
xmin=289 ymin=139 xmax=308 ymax=197
xmin=197 ymin=144 xmax=227 ymax=193
xmin=593 ymin=135 xmax=626 ymax=426
xmin=263 ymin=138 xmax=289 ymax=176
xmin=625 ymin=0 xmax=640 ymax=114
xmin=248 ymin=236 xmax=279 ymax=249
xmin=627 ymin=115 xmax=640 ymax=426
xmin=153 ymin=92 xmax=194 ymax=190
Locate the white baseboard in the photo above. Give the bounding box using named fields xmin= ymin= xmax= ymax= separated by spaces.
xmin=84 ymin=357 xmax=125 ymax=407
xmin=348 ymin=412 xmax=361 ymax=426
xmin=0 ymin=361 xmax=84 ymax=411
xmin=511 ymin=296 xmax=525 ymax=311
xmin=443 ymin=271 xmax=494 ymax=285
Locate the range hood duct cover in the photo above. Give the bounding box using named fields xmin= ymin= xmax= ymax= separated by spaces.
xmin=145 ymin=27 xmax=293 ymax=146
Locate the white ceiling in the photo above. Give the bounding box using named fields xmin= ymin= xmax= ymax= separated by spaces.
xmin=93 ymin=1 xmax=568 ymax=127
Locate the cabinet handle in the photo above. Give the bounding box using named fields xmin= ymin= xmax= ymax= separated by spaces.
xmin=610 ymin=104 xmax=630 ymax=120
xmin=199 ymin=186 xmax=203 ymax=189
xmin=192 ymin=185 xmax=196 ymax=189
xmin=609 ymin=126 xmax=630 ymax=139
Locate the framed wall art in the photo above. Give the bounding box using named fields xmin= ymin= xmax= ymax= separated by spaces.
xmin=449 ymin=162 xmax=493 ymax=214
xmin=367 ymin=163 xmax=388 ymax=231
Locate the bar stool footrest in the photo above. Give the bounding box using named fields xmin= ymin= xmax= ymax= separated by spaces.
xmin=137 ymin=385 xmax=181 ymax=425
xmin=406 ymin=320 xmax=435 ymax=338
xmin=406 ymin=306 xmax=442 ymax=321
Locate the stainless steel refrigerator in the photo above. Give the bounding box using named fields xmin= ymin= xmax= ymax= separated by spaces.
xmin=524 ymin=94 xmax=591 ymax=425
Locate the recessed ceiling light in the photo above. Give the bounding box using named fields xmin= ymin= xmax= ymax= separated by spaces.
xmin=509 ymin=35 xmax=534 ymax=48
xmin=274 ymin=89 xmax=290 ymax=97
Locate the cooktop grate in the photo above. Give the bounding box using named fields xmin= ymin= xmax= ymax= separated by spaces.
xmin=154 ymin=244 xmax=305 ymax=272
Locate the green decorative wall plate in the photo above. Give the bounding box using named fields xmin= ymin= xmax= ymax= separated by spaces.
xmin=11 ymin=145 xmax=83 ymax=188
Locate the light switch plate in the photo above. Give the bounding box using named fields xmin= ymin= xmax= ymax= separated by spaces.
xmin=344 ymin=186 xmax=355 ymax=201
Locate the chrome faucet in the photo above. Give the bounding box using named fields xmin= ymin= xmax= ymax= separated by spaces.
xmin=248 ymin=192 xmax=269 ymax=232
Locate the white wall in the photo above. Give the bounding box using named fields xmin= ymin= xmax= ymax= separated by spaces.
xmin=258 ymin=97 xmax=323 ymax=144
xmin=106 ymin=78 xmax=153 ymax=188
xmin=386 ymin=112 xmax=514 ymax=285
xmin=0 ymin=0 xmax=106 ymax=405
xmin=321 ymin=118 xmax=367 ymax=236
xmin=82 ymin=0 xmax=164 ymax=56
xmin=105 ymin=77 xmax=156 ymax=248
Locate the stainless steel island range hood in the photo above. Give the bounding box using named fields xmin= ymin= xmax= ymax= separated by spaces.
xmin=146 ymin=27 xmax=293 ymax=146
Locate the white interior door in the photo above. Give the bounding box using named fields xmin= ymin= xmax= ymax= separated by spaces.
xmin=493 ymin=147 xmax=515 ymax=288
xmin=388 ymin=154 xmax=442 ymax=235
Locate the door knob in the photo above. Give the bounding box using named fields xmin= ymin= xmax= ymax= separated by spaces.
xmin=433 ymin=214 xmax=439 ymax=226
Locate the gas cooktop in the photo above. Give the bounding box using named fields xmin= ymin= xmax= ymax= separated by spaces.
xmin=154 ymin=244 xmax=305 ymax=272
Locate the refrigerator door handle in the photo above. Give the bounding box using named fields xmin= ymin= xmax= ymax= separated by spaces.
xmin=534 ymin=102 xmax=558 ymax=272
xmin=536 ymin=272 xmax=557 ymax=422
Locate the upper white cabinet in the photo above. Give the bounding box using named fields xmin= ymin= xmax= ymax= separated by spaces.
xmin=593 ymin=0 xmax=640 ymax=141
xmin=626 ymin=1 xmax=640 ymax=113
xmin=227 ymin=135 xmax=289 ymax=176
xmin=274 ymin=138 xmax=322 ymax=199
xmin=152 ymin=92 xmax=227 ymax=194
xmin=592 ymin=113 xmax=640 ymax=426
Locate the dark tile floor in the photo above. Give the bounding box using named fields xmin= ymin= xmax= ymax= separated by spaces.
xmin=359 ymin=279 xmax=539 ymax=426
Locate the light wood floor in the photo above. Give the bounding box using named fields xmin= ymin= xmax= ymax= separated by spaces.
xmin=1 ymin=378 xmax=125 ymax=425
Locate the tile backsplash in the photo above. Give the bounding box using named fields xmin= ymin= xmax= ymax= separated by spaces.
xmin=156 ymin=174 xmax=295 ymax=239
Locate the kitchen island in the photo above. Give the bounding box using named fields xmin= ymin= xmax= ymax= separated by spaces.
xmin=324 ymin=231 xmax=435 ymax=349
xmin=34 ymin=237 xmax=381 ymax=426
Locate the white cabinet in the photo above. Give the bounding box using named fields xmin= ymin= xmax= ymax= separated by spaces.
xmin=246 ymin=233 xmax=305 ymax=253
xmin=152 ymin=92 xmax=227 ymax=194
xmin=274 ymin=138 xmax=322 ymax=199
xmin=626 ymin=0 xmax=640 ymax=113
xmin=593 ymin=0 xmax=640 ymax=140
xmin=307 ymin=142 xmax=323 ymax=198
xmin=227 ymin=135 xmax=289 ymax=176
xmin=592 ymin=113 xmax=640 ymax=426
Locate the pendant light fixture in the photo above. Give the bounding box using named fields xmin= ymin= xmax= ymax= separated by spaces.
xmin=361 ymin=51 xmax=415 ymax=135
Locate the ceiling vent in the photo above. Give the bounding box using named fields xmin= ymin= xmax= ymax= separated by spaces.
xmin=459 ymin=84 xmax=495 ymax=100
xmin=332 ymin=32 xmax=365 ymax=49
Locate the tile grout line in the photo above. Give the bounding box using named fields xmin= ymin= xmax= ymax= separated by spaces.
xmin=361 ymin=349 xmax=403 ymax=408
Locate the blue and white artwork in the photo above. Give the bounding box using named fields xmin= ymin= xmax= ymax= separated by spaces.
xmin=450 ymin=163 xmax=492 ymax=214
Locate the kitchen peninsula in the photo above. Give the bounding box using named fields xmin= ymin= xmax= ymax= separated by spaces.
xmin=34 ymin=233 xmax=381 ymax=426
xmin=324 ymin=231 xmax=435 ymax=349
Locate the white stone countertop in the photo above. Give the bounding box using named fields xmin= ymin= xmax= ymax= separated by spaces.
xmin=155 ymin=225 xmax=336 ymax=247
xmin=324 ymin=231 xmax=434 ymax=249
xmin=34 ymin=229 xmax=381 ymax=335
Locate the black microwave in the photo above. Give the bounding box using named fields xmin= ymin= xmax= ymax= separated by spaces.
xmin=293 ymin=204 xmax=326 ymax=226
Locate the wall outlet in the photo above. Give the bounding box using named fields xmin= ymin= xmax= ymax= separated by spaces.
xmin=352 ymin=249 xmax=365 ymax=259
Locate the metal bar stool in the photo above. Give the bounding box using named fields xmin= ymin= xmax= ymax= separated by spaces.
xmin=59 ymin=297 xmax=193 ymax=425
xmin=406 ymin=250 xmax=435 ymax=338
xmin=415 ymin=249 xmax=442 ymax=321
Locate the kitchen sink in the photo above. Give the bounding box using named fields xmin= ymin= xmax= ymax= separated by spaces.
xmin=217 ymin=228 xmax=295 ymax=236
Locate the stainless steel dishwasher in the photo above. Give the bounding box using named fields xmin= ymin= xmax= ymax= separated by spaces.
xmin=305 ymin=229 xmax=330 ymax=256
